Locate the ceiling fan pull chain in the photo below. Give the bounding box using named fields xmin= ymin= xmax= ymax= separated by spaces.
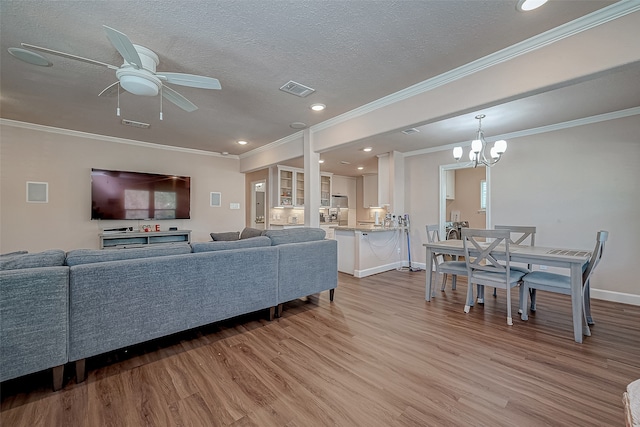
xmin=160 ymin=85 xmax=163 ymax=121
xmin=116 ymin=82 xmax=121 ymax=117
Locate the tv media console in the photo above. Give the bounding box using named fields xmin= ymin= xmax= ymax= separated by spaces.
xmin=99 ymin=230 xmax=191 ymax=249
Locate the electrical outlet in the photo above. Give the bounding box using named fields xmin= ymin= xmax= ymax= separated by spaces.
xmin=396 ymin=247 xmax=401 ymax=254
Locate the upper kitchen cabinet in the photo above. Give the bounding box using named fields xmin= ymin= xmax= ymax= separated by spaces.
xmin=276 ymin=166 xmax=304 ymax=207
xmin=321 ymin=173 xmax=332 ymax=207
xmin=274 ymin=166 xmax=331 ymax=208
xmin=332 ymin=175 xmax=356 ymax=206
xmin=362 ymin=174 xmax=379 ymax=208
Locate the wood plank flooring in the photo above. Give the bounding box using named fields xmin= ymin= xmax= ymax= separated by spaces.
xmin=2 ymin=270 xmax=639 ymax=426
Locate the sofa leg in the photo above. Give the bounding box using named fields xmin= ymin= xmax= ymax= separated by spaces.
xmin=275 ymin=303 xmax=283 ymax=318
xmin=76 ymin=359 xmax=86 ymax=383
xmin=52 ymin=365 xmax=64 ymax=391
xmin=269 ymin=306 xmax=275 ymax=321
xmin=330 ymin=289 xmax=335 ymax=302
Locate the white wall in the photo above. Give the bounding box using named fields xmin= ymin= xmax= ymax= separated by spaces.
xmin=0 ymin=122 xmax=246 ymax=252
xmin=405 ymin=115 xmax=640 ymax=302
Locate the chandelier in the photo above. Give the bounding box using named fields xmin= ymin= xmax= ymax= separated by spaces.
xmin=453 ymin=114 xmax=507 ymax=168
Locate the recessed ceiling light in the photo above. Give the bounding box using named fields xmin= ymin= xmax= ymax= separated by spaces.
xmin=237 ymin=140 xmax=248 ymax=145
xmin=319 ymin=159 xmax=325 ymax=164
xmin=310 ymin=103 xmax=326 ymax=111
xmin=363 ymin=147 xmax=373 ymax=152
xmin=516 ymin=0 xmax=548 ymax=12
xmin=357 ymin=166 xmax=364 ymax=170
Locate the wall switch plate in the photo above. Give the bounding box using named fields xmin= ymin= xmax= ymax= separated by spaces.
xmin=539 ymin=265 xmax=548 ymax=270
xmin=230 ymin=203 xmax=240 ymax=209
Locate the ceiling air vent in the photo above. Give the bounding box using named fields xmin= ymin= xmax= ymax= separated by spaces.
xmin=279 ymin=80 xmax=315 ymax=97
xmin=121 ymin=119 xmax=150 ymax=129
xmin=401 ymin=128 xmax=420 ymax=135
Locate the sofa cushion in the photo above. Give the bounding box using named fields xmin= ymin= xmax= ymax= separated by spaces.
xmin=191 ymin=236 xmax=271 ymax=253
xmin=0 ymin=249 xmax=66 ymax=271
xmin=264 ymin=228 xmax=326 ymax=246
xmin=65 ymin=244 xmax=192 ymax=266
xmin=1 ymin=250 xmax=28 ymax=257
xmin=210 ymin=231 xmax=240 ymax=241
xmin=240 ymin=227 xmax=264 ymax=240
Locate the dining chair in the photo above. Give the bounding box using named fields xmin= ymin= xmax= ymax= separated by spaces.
xmin=462 ymin=228 xmax=526 ymax=326
xmin=482 ymin=225 xmax=536 ymax=301
xmin=426 ymin=224 xmax=467 ymax=292
xmin=520 ymin=230 xmax=608 ymax=336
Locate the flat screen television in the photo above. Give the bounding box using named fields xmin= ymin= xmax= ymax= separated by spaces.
xmin=91 ymin=168 xmax=191 ymax=220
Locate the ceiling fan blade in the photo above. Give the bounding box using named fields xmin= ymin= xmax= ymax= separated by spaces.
xmin=157 ymin=72 xmax=222 ymax=90
xmin=98 ymin=81 xmax=124 ymax=97
xmin=103 ymin=25 xmax=142 ymax=69
xmin=20 ymin=43 xmax=118 ymax=70
xmin=162 ymin=86 xmax=198 ymax=112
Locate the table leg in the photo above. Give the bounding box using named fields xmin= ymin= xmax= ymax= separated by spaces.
xmin=570 ymin=263 xmax=583 ymax=343
xmin=425 ymin=247 xmax=433 ymax=301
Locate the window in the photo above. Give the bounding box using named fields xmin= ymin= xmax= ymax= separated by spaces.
xmin=480 ymin=180 xmax=487 ymax=210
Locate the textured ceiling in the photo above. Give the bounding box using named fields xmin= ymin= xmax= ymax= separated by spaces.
xmin=0 ymin=0 xmax=634 ymax=176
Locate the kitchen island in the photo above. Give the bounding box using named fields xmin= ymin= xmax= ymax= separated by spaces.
xmin=334 ymin=226 xmax=406 ymax=278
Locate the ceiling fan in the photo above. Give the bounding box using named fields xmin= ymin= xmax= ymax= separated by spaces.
xmin=9 ymin=25 xmax=221 ymax=112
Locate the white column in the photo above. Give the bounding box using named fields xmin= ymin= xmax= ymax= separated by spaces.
xmin=303 ymin=129 xmax=320 ymax=227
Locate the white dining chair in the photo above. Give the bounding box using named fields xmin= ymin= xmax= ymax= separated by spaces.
xmin=520 ymin=230 xmax=608 ymax=337
xmin=462 ymin=228 xmax=526 ymax=326
xmin=481 ymin=225 xmax=536 ymax=302
xmin=426 ymin=224 xmax=467 ymax=292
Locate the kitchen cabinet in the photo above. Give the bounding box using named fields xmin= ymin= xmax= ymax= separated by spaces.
xmin=332 ymin=175 xmax=356 ymax=205
xmin=276 ymin=166 xmax=304 ymax=207
xmin=275 ymin=166 xmax=333 ymax=208
xmin=295 ymin=171 xmax=305 ymax=206
xmin=362 ymin=174 xmax=379 ymax=208
xmin=321 ymin=173 xmax=332 ymax=207
xmin=446 ymin=170 xmax=456 ymax=200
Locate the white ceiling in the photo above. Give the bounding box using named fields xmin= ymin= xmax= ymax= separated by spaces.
xmin=1 ymin=0 xmax=637 ymax=177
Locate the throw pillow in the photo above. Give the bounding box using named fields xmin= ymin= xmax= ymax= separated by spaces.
xmin=210 ymin=231 xmax=240 ymax=241
xmin=240 ymin=227 xmax=264 ymax=240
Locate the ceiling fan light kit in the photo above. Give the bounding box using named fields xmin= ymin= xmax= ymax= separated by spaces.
xmin=453 ymin=114 xmax=507 ymax=168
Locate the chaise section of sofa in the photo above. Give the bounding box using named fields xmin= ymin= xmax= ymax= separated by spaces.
xmin=0 ymin=250 xmax=68 ymax=391
xmin=67 ymin=243 xmax=279 ymax=381
xmin=264 ymin=228 xmax=338 ymax=316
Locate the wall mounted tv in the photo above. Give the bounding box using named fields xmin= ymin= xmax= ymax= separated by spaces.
xmin=91 ymin=169 xmax=191 ymax=220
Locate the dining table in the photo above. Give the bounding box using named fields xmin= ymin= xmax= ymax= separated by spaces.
xmin=423 ymin=239 xmax=592 ymax=343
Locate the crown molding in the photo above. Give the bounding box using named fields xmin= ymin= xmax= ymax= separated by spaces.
xmin=404 ymin=106 xmax=640 ymax=158
xmin=238 ymin=130 xmax=303 ymax=159
xmin=310 ymin=1 xmax=640 ymax=134
xmin=0 ymin=119 xmax=237 ymax=158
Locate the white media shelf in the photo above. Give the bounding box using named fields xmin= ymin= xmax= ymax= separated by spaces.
xmin=100 ymin=230 xmax=191 ymax=249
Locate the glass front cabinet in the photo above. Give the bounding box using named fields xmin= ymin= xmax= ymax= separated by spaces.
xmin=275 ymin=166 xmax=332 ymax=208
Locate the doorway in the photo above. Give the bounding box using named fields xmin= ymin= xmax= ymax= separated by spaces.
xmin=439 ymin=163 xmax=490 ymax=237
xmin=251 ymin=180 xmax=266 ymax=230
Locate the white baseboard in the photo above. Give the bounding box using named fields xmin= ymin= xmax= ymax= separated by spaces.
xmin=354 ymin=261 xmax=404 ymax=278
xmin=591 ymin=288 xmax=640 ymax=307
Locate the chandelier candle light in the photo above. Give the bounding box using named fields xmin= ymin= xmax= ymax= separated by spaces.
xmin=453 ymin=114 xmax=507 ymax=168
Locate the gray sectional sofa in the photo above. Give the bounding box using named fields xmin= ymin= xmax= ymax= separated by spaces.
xmin=0 ymin=228 xmax=337 ymax=390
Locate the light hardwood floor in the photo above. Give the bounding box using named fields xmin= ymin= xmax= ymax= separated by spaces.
xmin=2 ymin=270 xmax=639 ymax=426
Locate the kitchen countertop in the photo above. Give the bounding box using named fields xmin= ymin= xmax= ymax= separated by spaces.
xmin=335 ymin=226 xmax=406 ymax=232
